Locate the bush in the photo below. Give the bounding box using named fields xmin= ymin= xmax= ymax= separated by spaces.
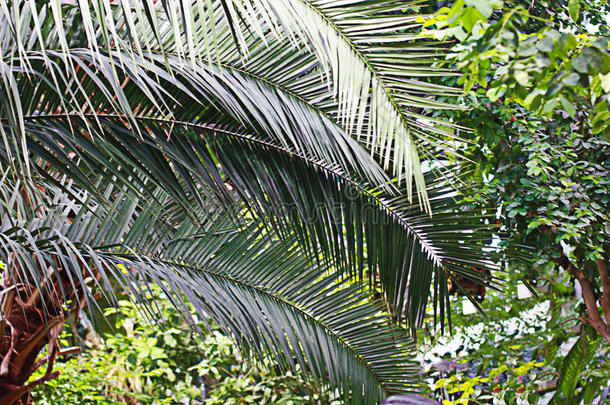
xmin=30 ymin=286 xmax=341 ymax=404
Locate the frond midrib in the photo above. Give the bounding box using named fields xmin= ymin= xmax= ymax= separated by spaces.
xmin=4 ymin=41 xmax=451 ymax=146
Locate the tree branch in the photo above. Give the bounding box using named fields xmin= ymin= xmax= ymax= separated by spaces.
xmin=557 ymin=255 xmax=610 ymax=344
xmin=597 ymin=258 xmax=610 ymax=326
xmin=0 ymin=371 xmax=60 ymax=405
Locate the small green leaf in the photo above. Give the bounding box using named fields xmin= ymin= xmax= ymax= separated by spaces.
xmin=486 ymin=86 xmax=503 ymax=102
xmin=572 ymin=54 xmax=589 ymax=74
xmin=514 ymin=70 xmax=530 ymax=86
xmin=459 ymin=7 xmax=485 ymax=32
xmin=164 ymin=334 xmax=178 ymax=348
xmin=562 ymin=72 xmax=580 ymax=87
xmin=568 ymin=0 xmax=580 ymax=22
xmin=537 ymin=37 xmax=555 ymax=53
xmin=592 ymin=111 xmax=610 ymax=133
xmin=559 ymin=96 xmax=576 ymax=118
xmin=600 ymin=72 xmax=610 ymax=92
xmin=542 ymin=98 xmax=559 ymax=114
xmin=523 ymin=89 xmax=542 ymax=107
xmin=465 ymin=0 xmax=503 ymax=18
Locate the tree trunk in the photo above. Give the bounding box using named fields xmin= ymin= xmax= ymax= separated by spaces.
xmin=0 ymin=263 xmax=88 ymax=404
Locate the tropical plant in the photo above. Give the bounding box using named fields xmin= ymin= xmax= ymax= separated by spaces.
xmin=31 ymin=284 xmax=339 ymax=404
xmin=0 ymin=172 xmax=423 ymax=404
xmin=0 ymin=1 xmax=501 ymax=403
xmin=420 ymin=267 xmax=610 ymax=404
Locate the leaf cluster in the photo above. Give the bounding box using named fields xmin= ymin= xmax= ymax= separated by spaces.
xmin=30 ymin=285 xmax=333 ymax=404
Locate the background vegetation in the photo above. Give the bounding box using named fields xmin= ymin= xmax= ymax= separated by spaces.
xmin=30 ymin=285 xmax=340 ymax=405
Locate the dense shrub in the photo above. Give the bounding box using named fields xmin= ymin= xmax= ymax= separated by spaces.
xmin=30 ymin=286 xmax=341 ymax=404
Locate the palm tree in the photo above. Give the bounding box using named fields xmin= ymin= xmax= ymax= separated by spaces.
xmin=0 ymin=1 xmax=500 ymax=403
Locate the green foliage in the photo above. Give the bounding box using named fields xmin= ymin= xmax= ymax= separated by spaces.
xmin=422 ymin=0 xmax=609 ymax=313
xmin=550 ymin=326 xmax=604 ymax=404
xmin=0 ymin=1 xmax=503 ymax=361
xmin=419 ymin=269 xmax=610 ymax=404
xmin=472 ymin=101 xmax=609 ymax=272
xmin=30 ymin=286 xmax=337 ymax=404
xmin=422 ymin=0 xmax=610 ymax=138
xmin=31 ymin=345 xmax=122 ymax=405
xmin=466 ymin=27 xmax=610 ymax=137
xmin=419 ymin=0 xmax=610 ymax=390
xmin=195 ymin=335 xmax=337 ymax=405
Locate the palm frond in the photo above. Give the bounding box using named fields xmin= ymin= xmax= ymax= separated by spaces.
xmin=1 ymin=0 xmax=468 ymax=210
xmin=0 ymin=18 xmax=391 ymax=190
xmin=0 ymin=0 xmax=503 ymax=335
xmin=0 ymin=172 xmax=420 ymax=403
xmin=119 ymin=222 xmax=421 ymax=402
xmin=223 ymin=0 xmax=467 ymax=209
xmin=2 ymin=110 xmax=502 ymax=333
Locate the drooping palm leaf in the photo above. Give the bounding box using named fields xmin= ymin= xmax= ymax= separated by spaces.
xmin=1 ymin=0 xmax=467 ymax=209
xmin=152 ymin=0 xmax=468 ymax=207
xmin=0 ymin=172 xmax=419 ymax=403
xmin=0 ymin=2 xmax=387 ymax=191
xmin=221 ymin=0 xmax=468 ymax=209
xmin=2 ymin=109 xmax=502 ymax=334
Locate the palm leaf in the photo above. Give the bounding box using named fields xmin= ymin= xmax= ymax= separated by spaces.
xmin=1 ymin=0 xmax=468 ymax=210
xmin=0 ymin=172 xmax=420 ymax=403
xmin=0 ymin=17 xmax=391 ymax=189
xmin=0 ymin=0 xmax=505 ymax=334
xmin=2 ymin=109 xmax=503 ymax=334
xmin=222 ymin=0 xmax=467 ymax=209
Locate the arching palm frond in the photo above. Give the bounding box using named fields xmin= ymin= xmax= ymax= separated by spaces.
xmin=0 ymin=2 xmax=504 ymax=401
xmin=222 ymin=0 xmax=467 ymax=209
xmin=0 ymin=1 xmax=389 ymax=192
xmin=0 ymin=0 xmax=498 ymax=331
xmin=4 ymin=110 xmax=501 ymax=334
xmin=1 ymin=0 xmax=466 ymax=209
xmin=150 ymin=0 xmax=467 ymax=208
xmin=0 ymin=173 xmax=419 ymax=403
